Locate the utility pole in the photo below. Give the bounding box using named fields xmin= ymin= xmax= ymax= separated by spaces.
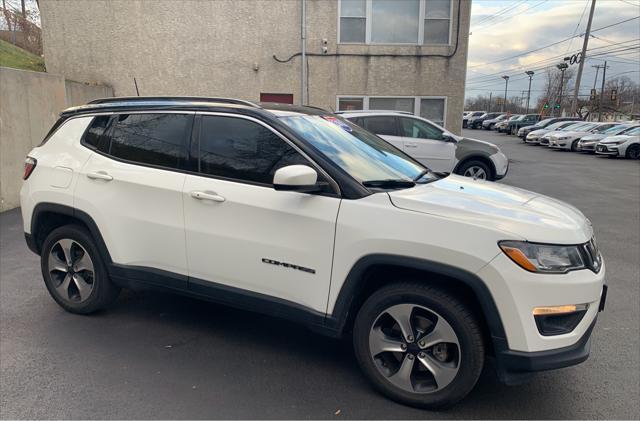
xmin=488 ymin=92 xmax=492 ymax=112
xmin=598 ymin=61 xmax=609 ymax=122
xmin=571 ymin=0 xmax=596 ymax=115
xmin=300 ymin=0 xmax=307 ymax=105
xmin=525 ymin=71 xmax=534 ymax=113
xmin=557 ymin=63 xmax=569 ymax=116
xmin=501 ymin=75 xmax=509 ymax=113
xmin=592 ymin=64 xmax=603 ymax=89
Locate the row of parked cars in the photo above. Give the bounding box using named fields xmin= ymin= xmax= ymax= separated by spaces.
xmin=463 ymin=111 xmax=640 ymax=159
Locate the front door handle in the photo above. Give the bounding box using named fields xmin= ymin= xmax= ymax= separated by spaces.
xmin=87 ymin=171 xmax=113 ymax=181
xmin=191 ymin=191 xmax=226 ymax=203
xmin=405 ymin=143 xmax=418 ymax=148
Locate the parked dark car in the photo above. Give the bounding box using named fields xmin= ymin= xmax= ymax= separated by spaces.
xmin=517 ymin=117 xmax=583 ymax=140
xmin=504 ymin=114 xmax=541 ymax=135
xmin=463 ymin=111 xmax=484 ymax=128
xmin=468 ymin=112 xmax=502 ymax=129
xmin=482 ymin=114 xmax=508 ymax=130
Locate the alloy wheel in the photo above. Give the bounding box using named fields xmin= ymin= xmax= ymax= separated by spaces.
xmin=48 ymin=239 xmax=95 ymax=303
xmin=368 ymin=303 xmax=461 ymax=394
xmin=463 ymin=166 xmax=487 ymax=179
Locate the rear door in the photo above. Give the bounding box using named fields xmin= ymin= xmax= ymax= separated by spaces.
xmin=397 ymin=117 xmax=455 ymax=172
xmin=181 ymin=113 xmax=341 ymax=312
xmin=74 ymin=112 xmax=193 ymax=282
xmin=360 ymin=116 xmax=404 ymax=149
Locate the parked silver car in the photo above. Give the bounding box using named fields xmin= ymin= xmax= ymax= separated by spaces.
xmin=578 ymin=124 xmax=639 ymax=152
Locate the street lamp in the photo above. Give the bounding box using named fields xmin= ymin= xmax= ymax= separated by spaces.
xmin=556 ymin=63 xmax=569 ymax=116
xmin=525 ymin=71 xmax=534 ymax=113
xmin=501 ymin=75 xmax=510 ymax=113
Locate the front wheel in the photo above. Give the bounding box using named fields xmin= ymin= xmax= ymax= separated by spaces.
xmin=456 ymin=160 xmax=493 ymax=181
xmin=571 ymin=139 xmax=580 ymax=152
xmin=353 ymin=283 xmax=485 ymax=409
xmin=626 ymin=144 xmax=640 ymax=159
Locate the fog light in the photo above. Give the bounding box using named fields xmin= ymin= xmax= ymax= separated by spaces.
xmin=533 ymin=304 xmax=588 ymax=336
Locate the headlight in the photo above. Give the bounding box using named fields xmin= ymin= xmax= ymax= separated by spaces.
xmin=606 ymin=140 xmax=626 ymax=145
xmin=558 ymin=136 xmax=568 ymax=140
xmin=499 ymin=241 xmax=585 ymax=273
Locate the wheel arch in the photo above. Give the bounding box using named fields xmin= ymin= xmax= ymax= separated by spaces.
xmin=328 ymin=254 xmax=507 ymax=354
xmin=30 ymin=203 xmax=112 ymax=265
xmin=453 ymin=155 xmax=496 ymax=179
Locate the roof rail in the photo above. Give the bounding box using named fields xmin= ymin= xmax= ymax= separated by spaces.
xmin=335 ymin=109 xmax=414 ymax=115
xmin=88 ymin=96 xmax=261 ymax=108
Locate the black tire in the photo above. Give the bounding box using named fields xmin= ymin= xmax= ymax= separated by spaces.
xmin=455 ymin=159 xmax=493 ymax=181
xmin=353 ymin=282 xmax=485 ymax=409
xmin=625 ymin=144 xmax=640 ymax=159
xmin=41 ymin=224 xmax=120 ymax=314
xmin=510 ymin=126 xmax=517 ymax=135
xmin=488 ymin=123 xmax=495 ymax=130
xmin=571 ymin=139 xmax=580 ymax=152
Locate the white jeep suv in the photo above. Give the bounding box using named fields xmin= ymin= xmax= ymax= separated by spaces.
xmin=21 ymin=97 xmax=606 ymax=409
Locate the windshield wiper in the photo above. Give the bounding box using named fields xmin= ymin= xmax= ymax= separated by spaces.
xmin=362 ymin=179 xmax=416 ymax=189
xmin=413 ymin=169 xmax=430 ymax=181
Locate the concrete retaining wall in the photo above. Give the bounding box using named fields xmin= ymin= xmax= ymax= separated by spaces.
xmin=0 ymin=66 xmax=113 ymax=211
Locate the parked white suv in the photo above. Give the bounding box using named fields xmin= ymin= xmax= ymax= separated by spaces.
xmin=21 ymin=98 xmax=606 ymax=409
xmin=337 ymin=111 xmax=509 ymax=181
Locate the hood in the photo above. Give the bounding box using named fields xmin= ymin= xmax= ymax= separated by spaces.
xmin=388 ymin=175 xmax=592 ymax=244
xmin=555 ymin=130 xmax=591 ymax=138
xmin=580 ymin=133 xmax=607 ymax=142
xmin=528 ymin=128 xmax=550 ymax=136
xmin=600 ymin=134 xmax=636 ymax=144
xmin=457 ymin=137 xmax=500 ymax=153
xmin=543 ymin=130 xmax=565 ymax=138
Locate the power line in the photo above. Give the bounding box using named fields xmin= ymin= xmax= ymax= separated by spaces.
xmin=468 ymin=16 xmax=640 ymax=69
xmin=471 ymin=0 xmax=528 ymax=27
xmin=471 ymin=0 xmax=548 ymax=33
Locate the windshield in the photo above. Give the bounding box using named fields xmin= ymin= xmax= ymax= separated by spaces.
xmin=624 ymin=126 xmax=640 ymax=135
xmin=547 ymin=121 xmax=572 ymax=130
xmin=279 ymin=115 xmax=428 ymax=185
xmin=562 ymin=122 xmax=591 ymax=131
xmin=534 ymin=118 xmax=554 ymax=128
xmin=509 ymin=115 xmax=521 ymax=121
xmin=603 ymin=124 xmax=628 ymax=134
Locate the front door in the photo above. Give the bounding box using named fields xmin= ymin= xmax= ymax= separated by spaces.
xmin=182 ymin=113 xmax=341 ymax=313
xmin=398 ymin=117 xmax=455 ymax=173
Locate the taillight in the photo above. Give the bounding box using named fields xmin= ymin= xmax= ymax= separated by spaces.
xmin=23 ymin=157 xmax=37 ymax=180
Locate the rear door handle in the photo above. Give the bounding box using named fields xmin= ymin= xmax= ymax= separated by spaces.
xmin=87 ymin=171 xmax=113 ymax=181
xmin=405 ymin=143 xmax=418 ymax=148
xmin=191 ymin=191 xmax=226 ymax=203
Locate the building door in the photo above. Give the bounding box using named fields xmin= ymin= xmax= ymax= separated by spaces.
xmin=260 ymin=93 xmax=294 ymax=104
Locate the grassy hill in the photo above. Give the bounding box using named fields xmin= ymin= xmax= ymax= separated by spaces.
xmin=0 ymin=39 xmax=45 ymax=72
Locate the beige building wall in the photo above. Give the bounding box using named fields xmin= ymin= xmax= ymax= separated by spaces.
xmin=0 ymin=67 xmax=113 ymax=211
xmin=40 ymin=0 xmax=471 ymax=133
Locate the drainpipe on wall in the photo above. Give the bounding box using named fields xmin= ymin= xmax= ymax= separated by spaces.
xmin=300 ymin=0 xmax=307 ymax=106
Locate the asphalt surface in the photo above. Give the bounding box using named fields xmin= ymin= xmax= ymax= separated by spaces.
xmin=1 ymin=129 xmax=639 ymax=419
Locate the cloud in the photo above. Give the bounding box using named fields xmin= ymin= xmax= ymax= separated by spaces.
xmin=465 ymin=0 xmax=640 ymax=98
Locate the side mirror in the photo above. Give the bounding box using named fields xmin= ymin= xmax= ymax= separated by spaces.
xmin=442 ymin=134 xmax=457 ymax=143
xmin=273 ymin=165 xmax=322 ymax=193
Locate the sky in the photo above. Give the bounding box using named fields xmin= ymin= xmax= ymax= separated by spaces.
xmin=466 ymin=0 xmax=640 ymax=103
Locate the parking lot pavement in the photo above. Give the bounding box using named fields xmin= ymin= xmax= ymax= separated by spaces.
xmin=1 ymin=129 xmax=639 ymax=420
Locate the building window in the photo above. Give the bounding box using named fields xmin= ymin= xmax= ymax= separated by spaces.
xmin=369 ymin=97 xmax=415 ymax=113
xmin=337 ymin=96 xmax=447 ymax=127
xmin=340 ymin=0 xmax=366 ymax=43
xmin=420 ymin=98 xmax=446 ymax=126
xmin=339 ymin=0 xmax=451 ymax=45
xmin=338 ymin=97 xmax=365 ymax=110
xmin=424 ymin=0 xmax=451 ymax=44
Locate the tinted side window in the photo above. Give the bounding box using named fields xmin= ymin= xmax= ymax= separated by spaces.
xmin=83 ymin=115 xmax=112 ymax=152
xmin=362 ymin=116 xmax=398 ymax=136
xmin=109 ymin=114 xmax=190 ymax=169
xmin=399 ymin=117 xmax=444 ymax=140
xmin=199 ymin=116 xmax=311 ymax=185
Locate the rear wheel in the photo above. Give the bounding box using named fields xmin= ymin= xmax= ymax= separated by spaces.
xmin=41 ymin=225 xmax=120 ymax=314
xmin=353 ymin=283 xmax=485 ymax=409
xmin=626 ymin=144 xmax=640 ymax=159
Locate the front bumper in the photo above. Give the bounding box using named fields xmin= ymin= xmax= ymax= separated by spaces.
xmin=578 ymin=141 xmax=597 ymax=151
xmin=539 ymin=137 xmax=551 ymax=145
xmin=595 ymin=144 xmax=619 ymax=156
xmin=549 ymin=138 xmax=572 ymax=149
xmin=525 ymin=136 xmax=540 ymax=144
